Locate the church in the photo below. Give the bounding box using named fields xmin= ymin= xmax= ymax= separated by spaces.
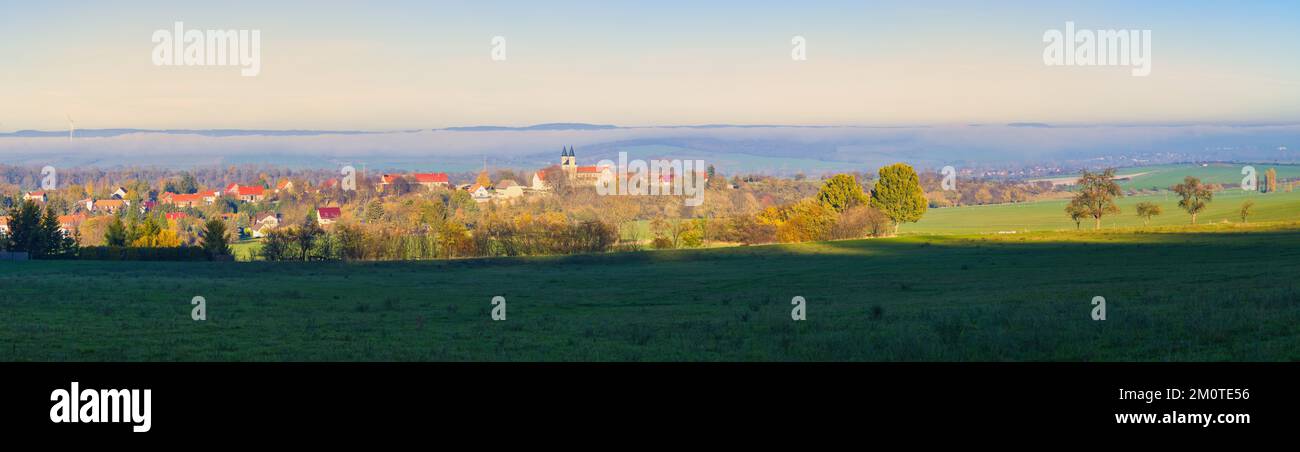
xmin=533 ymin=146 xmax=610 ymax=189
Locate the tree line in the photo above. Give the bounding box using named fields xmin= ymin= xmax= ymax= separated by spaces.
xmin=1065 ymin=170 xmax=1233 ymax=229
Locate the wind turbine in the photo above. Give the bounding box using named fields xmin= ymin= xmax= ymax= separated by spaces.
xmin=66 ymin=114 xmax=75 ymax=141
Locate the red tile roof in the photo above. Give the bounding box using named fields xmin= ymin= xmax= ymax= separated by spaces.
xmin=93 ymin=199 xmax=126 ymax=209
xmin=170 ymin=193 xmax=204 ymax=203
xmin=58 ymin=214 xmax=87 ymax=226
xmin=316 ymin=207 xmax=342 ymax=220
xmin=225 ymin=184 xmax=265 ymax=196
xmin=413 ymin=173 xmax=449 ymax=183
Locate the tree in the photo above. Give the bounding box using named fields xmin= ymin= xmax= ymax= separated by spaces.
xmin=131 ymin=217 xmax=164 ymax=247
xmin=104 ymin=214 xmax=128 ymax=246
xmin=539 ymin=166 xmax=573 ymax=195
xmin=1070 ymin=169 xmax=1122 ymax=230
xmin=871 ymin=163 xmax=928 ymax=234
xmin=260 ymin=228 xmax=294 ymax=261
xmin=1135 ymin=201 xmax=1162 ymax=226
xmin=1240 ymin=200 xmax=1255 ymax=223
xmin=816 ymin=174 xmax=869 ymax=213
xmin=758 ymin=199 xmax=838 ymax=243
xmin=3 ymin=200 xmax=43 ymax=253
xmin=1065 ymin=198 xmax=1087 ymax=230
xmin=830 ymin=205 xmax=891 ymax=239
xmin=294 ymin=215 xmax=324 ymax=260
xmin=365 ymin=199 xmax=385 ymax=222
xmin=1172 ymin=176 xmax=1213 ymax=224
xmin=334 ymin=224 xmax=367 ymax=260
xmin=39 ymin=206 xmax=74 ymax=258
xmin=178 ymin=172 xmax=199 ymax=194
xmin=200 ymin=219 xmax=230 ymax=257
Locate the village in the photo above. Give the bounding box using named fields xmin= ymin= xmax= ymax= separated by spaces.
xmin=0 ymin=147 xmax=710 ymax=253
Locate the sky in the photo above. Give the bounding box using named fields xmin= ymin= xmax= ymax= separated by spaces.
xmin=2 ymin=0 xmax=1299 ymax=131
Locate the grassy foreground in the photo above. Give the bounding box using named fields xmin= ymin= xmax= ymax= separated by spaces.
xmin=3 ymin=222 xmax=1299 ymax=361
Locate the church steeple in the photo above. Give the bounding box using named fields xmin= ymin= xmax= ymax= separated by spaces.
xmin=560 ymin=145 xmax=576 ymax=169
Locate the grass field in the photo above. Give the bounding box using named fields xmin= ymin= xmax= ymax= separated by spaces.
xmin=230 ymin=240 xmax=263 ymax=262
xmin=1036 ymin=162 xmax=1300 ymax=190
xmin=4 ymin=221 xmax=1299 ymax=361
xmin=906 ymin=188 xmax=1300 ymax=234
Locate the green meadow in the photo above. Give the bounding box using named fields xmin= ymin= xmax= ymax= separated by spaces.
xmin=906 ymin=188 xmax=1300 ymax=234
xmin=3 ymin=221 xmax=1299 ymax=361
xmin=1035 ymin=162 xmax=1300 ymax=190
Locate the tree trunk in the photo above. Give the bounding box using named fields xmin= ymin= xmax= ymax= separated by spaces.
xmin=1093 ymin=217 xmax=1101 ymax=230
xmin=1191 ymin=213 xmax=1197 ymax=225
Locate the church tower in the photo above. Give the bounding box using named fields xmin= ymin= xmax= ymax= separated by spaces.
xmin=561 ymin=146 xmax=577 ymax=179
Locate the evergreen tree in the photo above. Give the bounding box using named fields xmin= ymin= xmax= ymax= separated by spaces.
xmin=105 ymin=214 xmax=128 ymax=246
xmin=3 ymin=200 xmax=43 ymax=253
xmin=201 ymin=219 xmax=230 ymax=258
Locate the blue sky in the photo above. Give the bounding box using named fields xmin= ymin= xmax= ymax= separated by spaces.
xmin=1 ymin=0 xmax=1298 ymax=130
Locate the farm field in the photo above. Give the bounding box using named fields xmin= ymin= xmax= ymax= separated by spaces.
xmin=3 ymin=222 xmax=1299 ymax=361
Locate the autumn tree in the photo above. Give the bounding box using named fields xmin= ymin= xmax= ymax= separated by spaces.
xmin=365 ymin=199 xmax=385 ymax=222
xmin=1070 ymin=169 xmax=1122 ymax=230
xmin=1135 ymin=201 xmax=1162 ymax=226
xmin=1065 ymin=198 xmax=1087 ymax=230
xmin=294 ymin=215 xmax=324 ymax=260
xmin=871 ymin=163 xmax=928 ymax=234
xmin=1172 ymin=176 xmax=1214 ymax=224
